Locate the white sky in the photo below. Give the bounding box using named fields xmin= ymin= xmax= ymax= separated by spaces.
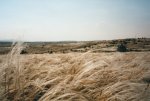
xmin=0 ymin=0 xmax=150 ymax=41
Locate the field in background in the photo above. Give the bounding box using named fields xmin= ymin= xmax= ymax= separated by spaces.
xmin=0 ymin=38 xmax=150 ymax=54
xmin=0 ymin=39 xmax=150 ymax=101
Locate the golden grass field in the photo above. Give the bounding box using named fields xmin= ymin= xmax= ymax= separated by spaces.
xmin=0 ymin=43 xmax=150 ymax=101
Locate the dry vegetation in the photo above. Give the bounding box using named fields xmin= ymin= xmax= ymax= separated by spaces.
xmin=0 ymin=42 xmax=150 ymax=101
xmin=0 ymin=38 xmax=150 ymax=54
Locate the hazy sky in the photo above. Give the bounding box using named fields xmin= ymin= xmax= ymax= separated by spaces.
xmin=0 ymin=0 xmax=150 ymax=41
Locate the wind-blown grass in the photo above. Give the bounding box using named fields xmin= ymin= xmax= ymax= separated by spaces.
xmin=0 ymin=43 xmax=150 ymax=101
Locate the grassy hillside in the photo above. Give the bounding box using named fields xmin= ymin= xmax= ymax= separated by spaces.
xmin=0 ymin=43 xmax=150 ymax=101
xmin=0 ymin=38 xmax=150 ymax=54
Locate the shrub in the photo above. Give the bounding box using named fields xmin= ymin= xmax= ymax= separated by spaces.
xmin=117 ymin=43 xmax=127 ymax=52
xmin=20 ymin=49 xmax=27 ymax=54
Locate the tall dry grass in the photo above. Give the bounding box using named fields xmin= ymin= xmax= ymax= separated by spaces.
xmin=0 ymin=42 xmax=25 ymax=100
xmin=0 ymin=43 xmax=150 ymax=101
